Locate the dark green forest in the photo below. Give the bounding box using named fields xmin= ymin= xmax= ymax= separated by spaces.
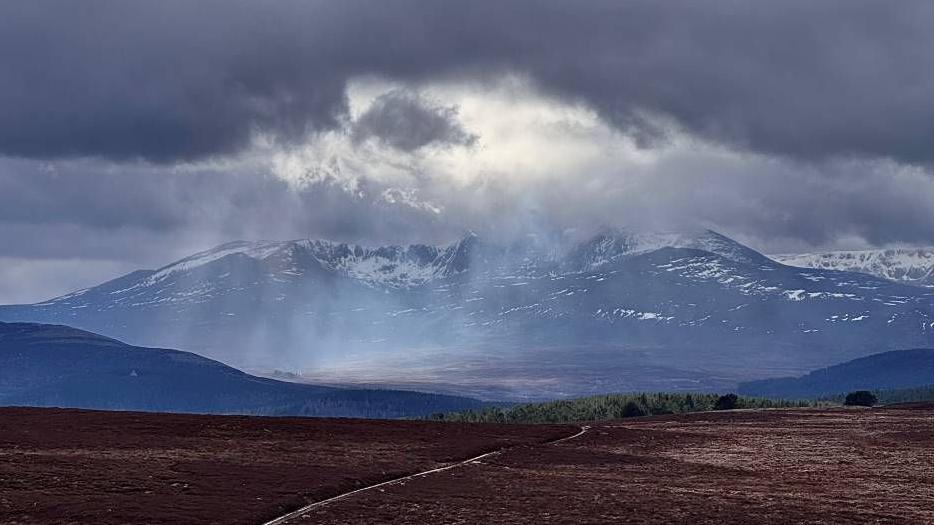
xmin=822 ymin=385 xmax=934 ymax=405
xmin=427 ymin=392 xmax=818 ymax=424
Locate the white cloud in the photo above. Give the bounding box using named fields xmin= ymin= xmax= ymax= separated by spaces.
xmin=255 ymin=75 xmax=934 ymax=251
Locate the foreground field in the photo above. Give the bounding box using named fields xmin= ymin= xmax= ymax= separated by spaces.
xmin=301 ymin=405 xmax=934 ymax=524
xmin=3 ymin=405 xmax=934 ymax=524
xmin=0 ymin=408 xmax=570 ymax=524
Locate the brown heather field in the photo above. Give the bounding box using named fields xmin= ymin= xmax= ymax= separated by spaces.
xmin=2 ymin=405 xmax=934 ymax=524
xmin=291 ymin=405 xmax=934 ymax=524
xmin=0 ymin=408 xmax=570 ymax=524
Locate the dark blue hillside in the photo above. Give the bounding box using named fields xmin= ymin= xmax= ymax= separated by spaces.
xmin=738 ymin=348 xmax=934 ymax=398
xmin=0 ymin=322 xmax=481 ymax=418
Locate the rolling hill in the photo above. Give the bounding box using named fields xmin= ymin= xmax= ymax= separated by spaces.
xmin=0 ymin=321 xmax=481 ymax=417
xmin=738 ymin=348 xmax=934 ymax=399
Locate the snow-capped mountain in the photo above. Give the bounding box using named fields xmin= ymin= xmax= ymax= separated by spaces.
xmin=773 ymin=248 xmax=934 ymax=288
xmin=2 ymin=229 xmax=933 ymax=398
xmin=127 ymin=234 xmax=480 ymax=292
xmin=566 ymin=228 xmax=771 ymax=271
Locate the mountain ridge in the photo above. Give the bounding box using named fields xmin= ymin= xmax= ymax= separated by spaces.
xmin=2 ymin=229 xmax=933 ymax=398
xmin=772 ymin=248 xmax=934 ymax=288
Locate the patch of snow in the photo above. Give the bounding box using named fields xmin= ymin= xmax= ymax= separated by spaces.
xmin=773 ymin=248 xmax=934 ymax=287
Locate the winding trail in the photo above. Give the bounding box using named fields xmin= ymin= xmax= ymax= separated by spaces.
xmin=262 ymin=425 xmax=591 ymax=525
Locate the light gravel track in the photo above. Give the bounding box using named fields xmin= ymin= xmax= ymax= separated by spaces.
xmin=262 ymin=425 xmax=591 ymax=525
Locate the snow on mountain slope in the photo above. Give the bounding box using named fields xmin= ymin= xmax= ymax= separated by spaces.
xmin=125 ymin=234 xmax=483 ymax=294
xmin=152 ymin=241 xmax=288 ymax=279
xmin=3 ymin=229 xmax=934 ymax=396
xmin=299 ymin=233 xmax=478 ymax=286
xmin=773 ymin=248 xmax=934 ymax=288
xmin=38 ymin=228 xmax=766 ymax=307
xmin=568 ymin=228 xmax=771 ymax=272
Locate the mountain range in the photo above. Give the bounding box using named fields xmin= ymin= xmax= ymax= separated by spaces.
xmin=2 ymin=228 xmax=933 ymax=400
xmin=0 ymin=321 xmax=480 ymax=417
xmin=772 ymin=248 xmax=934 ymax=288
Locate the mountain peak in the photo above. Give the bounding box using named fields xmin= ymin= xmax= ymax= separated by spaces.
xmin=570 ymin=227 xmax=768 ymax=271
xmin=151 ymin=240 xmax=290 ymax=279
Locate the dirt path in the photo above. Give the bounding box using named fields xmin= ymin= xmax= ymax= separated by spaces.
xmin=263 ymin=425 xmax=591 ymax=525
xmin=0 ymin=408 xmax=573 ymax=524
xmin=295 ymin=406 xmax=934 ymax=524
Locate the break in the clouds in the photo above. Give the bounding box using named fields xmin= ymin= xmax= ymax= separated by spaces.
xmin=2 ymin=1 xmax=934 ymax=302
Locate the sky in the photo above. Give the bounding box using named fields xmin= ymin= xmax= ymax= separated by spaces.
xmin=2 ymin=0 xmax=934 ymax=303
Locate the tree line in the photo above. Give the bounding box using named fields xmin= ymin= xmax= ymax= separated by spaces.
xmin=427 ymin=392 xmax=819 ymax=424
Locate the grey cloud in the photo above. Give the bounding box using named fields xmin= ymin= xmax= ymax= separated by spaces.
xmin=407 ymin=150 xmax=934 ymax=254
xmin=0 ymin=154 xmax=457 ymax=300
xmin=4 ymin=149 xmax=934 ymax=302
xmin=594 ymin=156 xmax=934 ymax=253
xmin=0 ymin=257 xmax=136 ymax=304
xmin=0 ymin=156 xmax=452 ymax=262
xmin=2 ymin=1 xmax=934 ymax=164
xmin=0 ymin=159 xmax=185 ymax=231
xmin=5 ymin=0 xmax=934 ymax=301
xmin=352 ymin=90 xmax=476 ymax=152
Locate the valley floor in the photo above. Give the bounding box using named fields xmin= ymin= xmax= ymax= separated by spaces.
xmin=2 ymin=405 xmax=934 ymax=524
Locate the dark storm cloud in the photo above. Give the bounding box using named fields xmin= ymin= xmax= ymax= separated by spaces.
xmin=5 ymin=0 xmax=934 ymax=303
xmin=351 ymin=90 xmax=476 ymax=152
xmin=2 ymin=1 xmax=934 ymax=164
